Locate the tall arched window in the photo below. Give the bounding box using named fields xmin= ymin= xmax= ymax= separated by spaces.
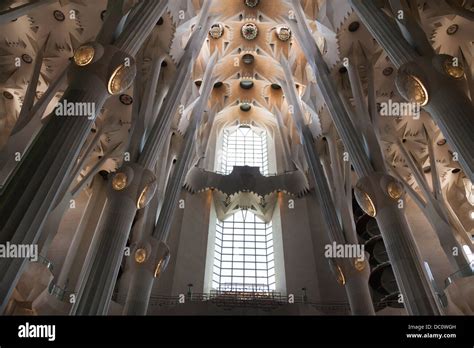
xmin=221 ymin=125 xmax=268 ymax=175
xmin=212 ymin=210 xmax=275 ymax=292
xmin=204 ymin=123 xmax=284 ymax=294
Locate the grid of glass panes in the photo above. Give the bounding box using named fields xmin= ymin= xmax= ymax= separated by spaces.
xmin=221 ymin=126 xmax=269 ymax=176
xmin=213 ymin=210 xmax=275 ymax=292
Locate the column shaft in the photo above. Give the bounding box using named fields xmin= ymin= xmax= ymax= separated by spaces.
xmin=289 ymin=0 xmax=440 ymax=314
xmin=71 ymin=194 xmax=136 ymax=315
xmin=0 ymin=85 xmax=107 ymax=313
xmin=55 ymin=177 xmax=107 ymax=291
xmin=376 ymin=202 xmax=441 ymax=314
xmin=0 ymin=0 xmax=170 ymax=313
xmin=122 ymin=58 xmax=217 ymax=315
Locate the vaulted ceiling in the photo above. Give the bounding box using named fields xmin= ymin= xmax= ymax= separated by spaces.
xmin=0 ymin=0 xmax=472 ymax=235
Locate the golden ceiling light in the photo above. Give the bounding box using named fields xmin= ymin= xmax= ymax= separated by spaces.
xmin=135 ymin=248 xmax=147 ymax=264
xmin=154 ymin=242 xmax=170 ymax=278
xmin=242 ymin=23 xmax=258 ymax=40
xmin=405 ymin=74 xmax=429 ymax=106
xmin=354 ymin=188 xmax=376 ymax=217
xmin=387 ymin=181 xmax=403 ymax=200
xmin=209 ymin=23 xmax=224 ymax=39
xmin=354 ymin=258 xmax=365 ymax=272
xmin=443 ymin=58 xmax=465 ymax=79
xmin=336 ymin=265 xmax=346 ymax=285
xmin=154 ymin=259 xmax=164 ymax=278
xmin=107 ymin=64 xmax=134 ymax=95
xmin=154 ymin=255 xmax=170 ymax=278
xmin=245 ymin=0 xmax=259 ymax=7
xmin=276 ymin=26 xmax=292 ymax=42
xmin=73 ymin=45 xmax=95 ymax=66
xmin=112 ymin=172 xmax=128 ymax=191
xmin=137 ymin=185 xmax=150 ymax=209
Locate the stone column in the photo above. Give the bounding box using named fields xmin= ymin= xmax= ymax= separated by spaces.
xmin=122 ymin=121 xmax=198 ymax=315
xmin=122 ymin=58 xmax=217 ymax=315
xmin=70 ymin=164 xmax=150 ymax=315
xmin=288 ymin=0 xmax=441 ymax=314
xmin=0 ymin=86 xmax=108 ymax=314
xmin=0 ymin=0 xmax=168 ymax=313
xmin=32 ymin=174 xmax=108 ymax=314
xmin=302 ymin=129 xmax=375 ymax=315
xmin=281 ymin=63 xmax=374 ymax=314
xmin=71 ymin=5 xmax=214 ymax=315
xmin=55 ymin=175 xmax=108 ymax=296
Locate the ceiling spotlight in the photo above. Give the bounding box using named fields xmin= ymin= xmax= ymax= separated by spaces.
xmin=240 ymin=103 xmax=252 ymax=112
xmin=354 ymin=187 xmax=376 ymax=217
xmin=240 ymin=80 xmax=254 ymax=89
xmin=348 ymin=21 xmax=360 ymax=32
xmin=137 ymin=185 xmax=151 ymax=209
xmin=383 ymin=67 xmax=394 ymax=76
xmin=209 ymin=23 xmax=224 ymax=39
xmin=119 ymin=94 xmax=133 ymax=105
xmin=22 ymin=54 xmax=33 ymax=64
xmin=446 ymin=24 xmax=458 ymax=35
xmin=112 ymin=172 xmax=128 ymax=191
xmin=3 ymin=91 xmax=13 ymax=99
xmin=242 ymin=23 xmax=258 ymax=40
xmin=134 ymin=248 xmax=147 ymax=263
xmin=336 ymin=265 xmax=346 ymax=285
xmin=386 ymin=181 xmax=404 ymax=200
xmin=443 ymin=57 xmax=465 ymax=79
xmin=245 ymin=0 xmax=259 ymax=8
xmin=276 ymin=26 xmax=291 ymax=41
xmin=53 ymin=10 xmax=65 ymax=22
xmin=402 ymin=74 xmax=429 ymax=106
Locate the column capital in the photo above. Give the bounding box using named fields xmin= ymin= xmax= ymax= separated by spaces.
xmin=109 ymin=164 xmax=157 ymax=211
xmin=354 ymin=173 xmax=405 ymax=218
xmin=68 ymin=43 xmax=136 ymax=97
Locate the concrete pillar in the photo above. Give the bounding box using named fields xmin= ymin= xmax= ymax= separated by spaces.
xmin=280 ymin=57 xmax=374 ymax=314
xmin=0 ymin=0 xmax=169 ymax=313
xmin=288 ymin=0 xmax=440 ymax=314
xmin=121 ymin=56 xmax=217 ymax=315
xmin=32 ymin=174 xmax=108 ymax=314
xmin=55 ymin=176 xmax=108 ymax=294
